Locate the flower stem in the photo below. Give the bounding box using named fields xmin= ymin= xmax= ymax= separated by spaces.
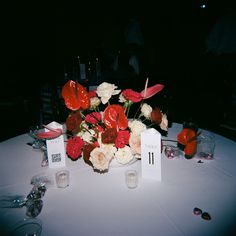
xmin=134 ymin=102 xmax=143 ymax=119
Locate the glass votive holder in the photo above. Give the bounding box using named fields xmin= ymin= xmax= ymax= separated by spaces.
xmin=197 ymin=131 xmax=215 ymax=160
xmin=55 ymin=170 xmax=70 ymax=188
xmin=164 ymin=145 xmax=180 ymax=159
xmin=125 ymin=170 xmax=138 ymax=189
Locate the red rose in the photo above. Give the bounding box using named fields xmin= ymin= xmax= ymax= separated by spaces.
xmin=104 ymin=104 xmax=128 ymax=130
xmin=151 ymin=107 xmax=162 ymax=124
xmin=122 ymin=89 xmax=143 ymax=102
xmin=83 ymin=143 xmax=97 ymax=164
xmin=66 ymin=136 xmax=84 ymax=160
xmin=115 ymin=130 xmax=130 ymax=148
xmin=85 ymin=112 xmax=102 ymax=124
xmin=66 ymin=111 xmax=82 ymax=134
xmin=101 ymin=128 xmax=118 ymax=144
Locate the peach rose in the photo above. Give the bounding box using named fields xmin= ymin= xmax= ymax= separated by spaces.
xmin=129 ymin=134 xmax=141 ymax=155
xmin=90 ymin=147 xmax=114 ymax=171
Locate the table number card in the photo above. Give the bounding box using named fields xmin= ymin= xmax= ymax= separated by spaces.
xmin=45 ymin=121 xmax=66 ymax=168
xmin=141 ymin=128 xmax=162 ymax=181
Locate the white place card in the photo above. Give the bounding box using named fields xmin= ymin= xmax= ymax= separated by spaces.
xmin=45 ymin=121 xmax=66 ymax=168
xmin=141 ymin=128 xmax=162 ymax=181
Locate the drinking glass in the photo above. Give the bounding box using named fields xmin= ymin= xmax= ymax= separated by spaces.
xmin=197 ymin=131 xmax=215 ymax=159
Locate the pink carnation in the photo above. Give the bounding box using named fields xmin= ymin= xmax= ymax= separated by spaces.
xmin=66 ymin=136 xmax=84 ymax=160
xmin=85 ymin=112 xmax=102 ymax=124
xmin=89 ymin=90 xmax=97 ymax=98
xmin=115 ymin=130 xmax=130 ymax=148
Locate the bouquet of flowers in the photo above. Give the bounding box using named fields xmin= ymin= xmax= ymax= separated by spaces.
xmin=61 ymin=79 xmax=168 ymax=172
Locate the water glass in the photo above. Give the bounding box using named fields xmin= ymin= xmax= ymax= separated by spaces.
xmin=56 ymin=170 xmax=70 ymax=188
xmin=125 ymin=170 xmax=138 ymax=189
xmin=197 ymin=131 xmax=215 ymax=159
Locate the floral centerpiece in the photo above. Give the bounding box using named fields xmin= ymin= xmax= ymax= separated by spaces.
xmin=60 ymin=79 xmax=168 ymax=172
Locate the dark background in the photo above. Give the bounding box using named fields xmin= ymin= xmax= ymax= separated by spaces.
xmin=1 ymin=0 xmax=236 ymax=141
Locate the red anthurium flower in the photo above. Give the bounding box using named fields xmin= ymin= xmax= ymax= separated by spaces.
xmin=177 ymin=128 xmax=196 ymax=146
xmin=177 ymin=128 xmax=197 ymax=158
xmin=62 ymin=80 xmax=90 ymax=111
xmin=140 ymin=84 xmax=164 ymax=99
xmin=122 ymin=89 xmax=143 ymax=102
xmin=36 ymin=125 xmax=62 ymax=139
xmin=184 ymin=140 xmax=197 ymax=157
xmin=104 ymin=104 xmax=128 ymax=130
xmin=36 ymin=129 xmax=62 ymax=139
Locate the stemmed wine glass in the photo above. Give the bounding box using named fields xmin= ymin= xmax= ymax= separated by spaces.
xmin=28 ymin=126 xmax=48 ymax=167
xmin=0 ymin=185 xmax=46 ymax=218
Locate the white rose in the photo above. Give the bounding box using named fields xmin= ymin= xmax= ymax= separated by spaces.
xmin=90 ymin=97 xmax=101 ymax=109
xmin=128 ymin=119 xmax=147 ymax=136
xmin=141 ymin=103 xmax=152 ymax=119
xmin=76 ymin=121 xmax=88 ymax=136
xmin=160 ymin=114 xmax=168 ymax=131
xmin=101 ymin=144 xmax=117 ymax=157
xmin=96 ymin=82 xmax=121 ymax=104
xmin=78 ymin=129 xmax=96 ymax=143
xmin=118 ymin=93 xmax=127 ymax=103
xmin=115 ymin=145 xmax=133 ymax=165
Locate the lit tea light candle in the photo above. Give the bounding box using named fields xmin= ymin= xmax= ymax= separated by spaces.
xmin=56 ymin=170 xmax=69 ymax=188
xmin=125 ymin=170 xmax=138 ymax=189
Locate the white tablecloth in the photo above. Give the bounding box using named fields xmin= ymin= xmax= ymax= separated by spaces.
xmin=0 ymin=123 xmax=236 ymax=236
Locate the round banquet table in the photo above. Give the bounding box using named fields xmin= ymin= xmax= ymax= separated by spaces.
xmin=0 ymin=123 xmax=236 ymax=236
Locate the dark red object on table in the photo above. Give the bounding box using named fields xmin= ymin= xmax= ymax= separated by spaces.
xmin=177 ymin=123 xmax=198 ymax=159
